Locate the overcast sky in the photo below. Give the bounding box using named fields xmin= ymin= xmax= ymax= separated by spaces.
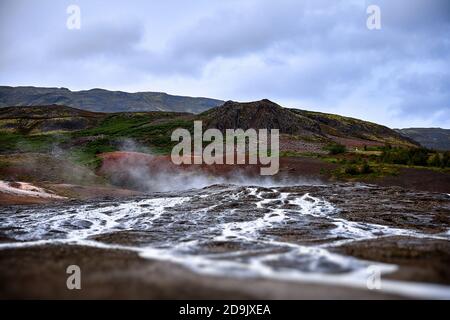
xmin=0 ymin=0 xmax=449 ymax=128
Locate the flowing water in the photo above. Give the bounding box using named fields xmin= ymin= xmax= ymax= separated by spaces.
xmin=1 ymin=183 xmax=450 ymax=299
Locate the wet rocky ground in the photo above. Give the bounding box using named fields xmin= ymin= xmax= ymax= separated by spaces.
xmin=0 ymin=182 xmax=449 ymax=299
xmin=333 ymin=236 xmax=450 ymax=285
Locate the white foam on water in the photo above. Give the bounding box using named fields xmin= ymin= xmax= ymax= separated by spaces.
xmin=290 ymin=193 xmax=336 ymax=218
xmin=0 ymin=196 xmax=189 ymax=242
xmin=0 ymin=185 xmax=449 ymax=299
xmin=289 ymin=192 xmax=450 ymax=243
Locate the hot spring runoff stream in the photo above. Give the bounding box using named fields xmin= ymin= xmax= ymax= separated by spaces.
xmin=1 ymin=183 xmax=450 ymax=299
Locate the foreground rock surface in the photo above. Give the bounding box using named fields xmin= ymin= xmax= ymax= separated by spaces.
xmin=0 ymin=245 xmax=400 ymax=299
xmin=0 ymin=183 xmax=448 ymax=299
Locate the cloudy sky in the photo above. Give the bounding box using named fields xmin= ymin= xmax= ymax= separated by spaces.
xmin=0 ymin=0 xmax=449 ymax=128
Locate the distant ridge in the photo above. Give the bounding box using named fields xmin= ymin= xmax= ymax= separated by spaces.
xmin=396 ymin=128 xmax=450 ymax=151
xmin=0 ymin=86 xmax=224 ymax=113
xmin=0 ymin=87 xmax=425 ymax=149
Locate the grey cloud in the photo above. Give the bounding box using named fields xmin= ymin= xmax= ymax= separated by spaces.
xmin=376 ymin=0 xmax=450 ymax=31
xmin=393 ymin=72 xmax=450 ymax=118
xmin=51 ymin=22 xmax=145 ymax=59
xmin=0 ymin=0 xmax=449 ymax=128
xmin=165 ymin=1 xmax=360 ymax=63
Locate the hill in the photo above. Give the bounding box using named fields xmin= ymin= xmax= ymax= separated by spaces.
xmin=201 ymin=100 xmax=322 ymax=137
xmin=0 ymin=105 xmax=105 ymax=134
xmin=201 ymin=100 xmax=418 ymax=148
xmin=0 ymin=86 xmax=224 ymax=113
xmin=1 ymin=102 xmax=448 ymax=202
xmin=0 ymin=100 xmax=419 ymax=158
xmin=0 ymin=87 xmax=424 ymax=149
xmin=395 ymin=128 xmax=450 ymax=151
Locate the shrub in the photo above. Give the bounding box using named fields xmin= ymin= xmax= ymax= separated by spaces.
xmin=342 ymin=161 xmax=373 ymax=176
xmin=442 ymin=152 xmax=450 ymax=168
xmin=408 ymin=148 xmax=428 ymax=166
xmin=325 ymin=143 xmax=346 ymax=155
xmin=428 ymin=154 xmax=442 ymax=167
xmin=344 ymin=165 xmax=359 ymax=175
xmin=381 ymin=147 xmax=433 ymax=167
xmin=381 ymin=149 xmax=409 ymax=164
xmin=360 ymin=161 xmax=373 ymax=174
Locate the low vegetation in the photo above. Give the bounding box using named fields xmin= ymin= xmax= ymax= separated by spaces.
xmin=0 ymin=112 xmax=195 ymax=169
xmin=380 ymin=146 xmax=450 ymax=168
xmin=0 ymin=104 xmax=448 ymax=186
xmin=325 ymin=144 xmax=450 ymax=180
xmin=324 ymin=143 xmax=346 ymax=155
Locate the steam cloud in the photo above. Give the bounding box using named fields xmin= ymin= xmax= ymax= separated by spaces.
xmin=105 ymin=139 xmax=321 ymax=192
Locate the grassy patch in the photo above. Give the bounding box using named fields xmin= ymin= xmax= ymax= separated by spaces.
xmin=69 ymin=139 xmax=116 ymax=168
xmin=72 ymin=114 xmax=193 ymax=154
xmin=321 ymin=156 xmax=339 ymax=164
xmin=279 ymin=150 xmax=320 ymax=158
xmin=0 ymin=132 xmax=69 ymax=153
xmin=352 ymin=149 xmax=382 ymax=156
xmin=0 ymin=158 xmax=11 ymax=169
xmin=0 ymin=114 xmax=193 ymax=172
xmin=332 ymin=162 xmax=399 ymax=180
xmin=323 ymin=143 xmax=346 ymax=155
